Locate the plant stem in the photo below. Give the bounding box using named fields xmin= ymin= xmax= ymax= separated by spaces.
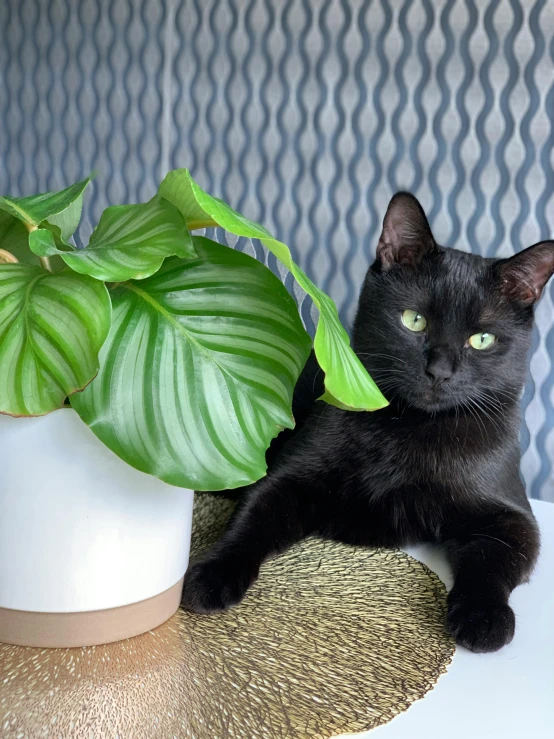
xmin=39 ymin=256 xmax=52 ymax=272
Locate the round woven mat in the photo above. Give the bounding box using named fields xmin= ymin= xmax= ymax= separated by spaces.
xmin=0 ymin=494 xmax=454 ymax=738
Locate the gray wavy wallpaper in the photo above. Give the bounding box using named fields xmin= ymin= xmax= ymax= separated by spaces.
xmin=1 ymin=0 xmax=553 ymax=500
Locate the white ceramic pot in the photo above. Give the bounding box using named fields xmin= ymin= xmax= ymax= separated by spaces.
xmin=0 ymin=409 xmax=194 ymax=648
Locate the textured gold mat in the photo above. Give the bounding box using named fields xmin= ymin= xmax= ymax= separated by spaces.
xmin=0 ymin=495 xmax=454 ymax=738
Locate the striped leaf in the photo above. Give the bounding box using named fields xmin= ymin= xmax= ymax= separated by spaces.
xmin=71 ymin=237 xmax=312 ymax=490
xmin=29 ymin=197 xmax=195 ymax=282
xmin=0 ymin=177 xmax=90 ymax=229
xmin=0 ymin=264 xmax=111 ymax=416
xmin=159 ymin=169 xmax=388 ymax=412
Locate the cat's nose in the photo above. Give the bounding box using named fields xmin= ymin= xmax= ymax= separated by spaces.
xmin=425 ymin=348 xmax=454 ymax=383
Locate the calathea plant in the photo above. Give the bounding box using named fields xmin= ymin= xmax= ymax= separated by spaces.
xmin=0 ymin=170 xmax=387 ymax=490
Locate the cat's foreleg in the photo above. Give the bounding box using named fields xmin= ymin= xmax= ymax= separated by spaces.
xmin=443 ymin=506 xmax=539 ymax=652
xmin=181 ymin=464 xmax=319 ymax=613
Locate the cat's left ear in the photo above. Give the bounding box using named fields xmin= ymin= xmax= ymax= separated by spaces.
xmin=496 ymin=241 xmax=554 ymax=306
xmin=376 ymin=192 xmax=437 ymax=269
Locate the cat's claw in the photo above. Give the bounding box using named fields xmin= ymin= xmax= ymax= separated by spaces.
xmin=181 ymin=557 xmax=256 ymax=614
xmin=446 ymin=589 xmax=515 ymax=653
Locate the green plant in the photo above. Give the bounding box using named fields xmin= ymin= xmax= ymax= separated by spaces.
xmin=0 ymin=170 xmax=387 ymax=490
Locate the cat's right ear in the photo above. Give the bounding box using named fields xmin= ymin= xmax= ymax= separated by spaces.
xmin=376 ymin=192 xmax=437 ymax=270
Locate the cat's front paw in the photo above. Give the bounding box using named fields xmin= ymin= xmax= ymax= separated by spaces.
xmin=446 ymin=588 xmax=515 ymax=653
xmin=181 ymin=556 xmax=257 ymax=614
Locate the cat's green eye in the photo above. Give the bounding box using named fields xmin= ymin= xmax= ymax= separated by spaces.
xmin=401 ymin=309 xmax=427 ymax=332
xmin=468 ymin=332 xmax=496 ymax=350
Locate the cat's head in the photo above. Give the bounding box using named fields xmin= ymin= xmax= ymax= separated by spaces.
xmin=353 ymin=193 xmax=554 ymax=413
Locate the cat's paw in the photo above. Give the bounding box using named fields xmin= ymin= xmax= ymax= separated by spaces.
xmin=181 ymin=557 xmax=257 ymax=614
xmin=446 ymin=588 xmax=515 ymax=653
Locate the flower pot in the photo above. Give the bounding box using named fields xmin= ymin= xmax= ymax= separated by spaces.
xmin=0 ymin=409 xmax=193 ymax=648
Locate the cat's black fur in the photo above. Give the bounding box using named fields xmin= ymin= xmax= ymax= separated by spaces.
xmin=182 ymin=193 xmax=554 ymax=653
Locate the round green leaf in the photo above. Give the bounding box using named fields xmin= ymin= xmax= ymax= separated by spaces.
xmin=71 ymin=237 xmax=312 ymax=490
xmin=27 ymin=228 xmax=64 ymax=257
xmin=0 ymin=264 xmax=112 ymax=416
xmin=29 ymin=197 xmax=195 ymax=282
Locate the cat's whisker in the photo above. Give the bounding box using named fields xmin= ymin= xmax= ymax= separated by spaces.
xmin=461 ymin=399 xmax=488 ymax=444
xmin=363 ymin=368 xmax=408 ymax=374
xmin=364 ymin=371 xmax=409 ymax=379
xmin=460 ymin=405 xmax=474 ymax=449
xmin=314 ymin=404 xmax=329 ymax=436
xmin=377 ymin=384 xmax=403 ymax=397
xmin=311 ymin=368 xmax=323 ymax=394
xmin=453 ymin=403 xmax=462 ymax=441
xmin=472 ymin=390 xmax=507 ymax=414
xmin=477 ymin=398 xmax=506 ymax=415
xmin=472 ymin=390 xmax=512 ymax=423
xmin=355 ymin=352 xmax=407 ymax=365
xmin=476 ymin=400 xmax=509 ymax=424
xmin=475 ymin=404 xmax=506 ymax=428
xmin=472 ymin=406 xmax=490 ymax=442
xmin=480 ymin=386 xmax=521 ymax=402
xmin=470 ymin=533 xmax=527 ymax=561
xmin=477 ymin=388 xmax=515 ymax=406
xmin=384 ymin=390 xmax=402 ymax=407
xmin=467 ymin=396 xmax=504 ymax=439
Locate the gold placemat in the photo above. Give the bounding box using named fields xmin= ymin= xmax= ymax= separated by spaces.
xmin=0 ymin=495 xmax=454 ymax=739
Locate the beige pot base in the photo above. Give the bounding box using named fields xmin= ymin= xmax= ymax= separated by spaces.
xmin=0 ymin=578 xmax=184 ymax=648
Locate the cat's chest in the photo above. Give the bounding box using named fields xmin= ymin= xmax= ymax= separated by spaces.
xmin=356 ymin=416 xmax=482 ymax=492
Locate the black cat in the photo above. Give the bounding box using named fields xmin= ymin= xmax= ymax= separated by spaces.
xmin=182 ymin=193 xmax=554 ymax=653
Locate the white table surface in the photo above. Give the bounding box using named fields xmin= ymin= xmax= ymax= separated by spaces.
xmin=335 ymin=500 xmax=554 ymax=739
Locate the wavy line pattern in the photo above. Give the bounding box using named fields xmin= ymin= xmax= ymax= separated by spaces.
xmin=1 ymin=0 xmax=553 ymax=499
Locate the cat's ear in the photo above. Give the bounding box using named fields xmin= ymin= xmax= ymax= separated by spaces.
xmin=376 ymin=192 xmax=437 ymax=269
xmin=496 ymin=241 xmax=554 ymax=306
